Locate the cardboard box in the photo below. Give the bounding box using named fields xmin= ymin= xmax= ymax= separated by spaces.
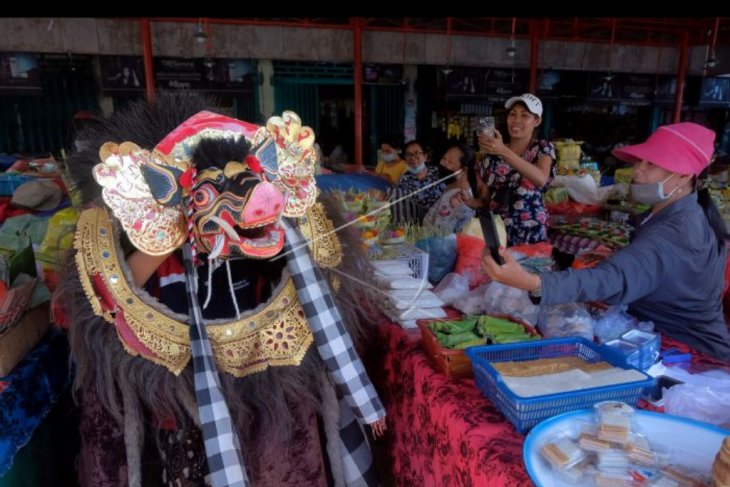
xmin=0 ymin=303 xmax=50 ymax=376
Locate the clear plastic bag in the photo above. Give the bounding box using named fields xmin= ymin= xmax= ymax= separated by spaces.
xmin=538 ymin=303 xmax=594 ymax=340
xmin=482 ymin=281 xmax=540 ymax=326
xmin=432 ymin=272 xmax=470 ymax=306
xmin=592 ymin=305 xmax=637 ymax=344
xmin=663 ymin=368 xmax=730 ymax=429
xmin=415 ymin=234 xmax=457 ymax=284
xmin=452 ymin=282 xmax=491 ymax=315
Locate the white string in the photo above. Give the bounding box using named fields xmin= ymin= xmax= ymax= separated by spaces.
xmin=203 ymin=257 xmax=214 ymax=309
xmin=225 ymin=259 xmax=241 ymax=319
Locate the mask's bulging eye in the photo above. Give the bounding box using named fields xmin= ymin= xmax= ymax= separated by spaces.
xmin=194 ymin=187 xmax=211 ymax=206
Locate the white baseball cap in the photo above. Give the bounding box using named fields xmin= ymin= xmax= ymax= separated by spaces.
xmin=504 ymin=93 xmax=543 ymax=117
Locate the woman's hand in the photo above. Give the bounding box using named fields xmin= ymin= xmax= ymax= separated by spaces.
xmin=478 ymin=129 xmax=508 ymax=157
xmin=480 ymin=247 xmax=540 ymax=292
xmin=452 ymin=188 xmax=483 ymax=209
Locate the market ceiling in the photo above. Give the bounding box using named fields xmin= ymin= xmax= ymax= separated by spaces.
xmin=153 ymin=17 xmax=730 ymax=48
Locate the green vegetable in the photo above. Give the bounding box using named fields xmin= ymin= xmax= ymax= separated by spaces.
xmin=430 ymin=317 xmax=478 ymax=335
xmin=453 ymin=337 xmax=487 ymax=349
xmin=439 ymin=331 xmax=480 ymax=348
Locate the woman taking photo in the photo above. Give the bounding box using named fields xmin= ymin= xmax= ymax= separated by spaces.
xmin=468 ymin=93 xmax=556 ymax=245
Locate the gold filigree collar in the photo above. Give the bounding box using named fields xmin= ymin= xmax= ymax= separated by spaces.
xmin=74 ymin=206 xmax=313 ymax=377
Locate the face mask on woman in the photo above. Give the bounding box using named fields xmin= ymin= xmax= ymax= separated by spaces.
xmin=630 ymin=173 xmax=678 ymax=205
xmin=380 ymin=152 xmax=398 ymax=163
xmin=438 ymin=165 xmax=458 ymax=180
xmin=408 ymin=163 xmax=426 ymax=174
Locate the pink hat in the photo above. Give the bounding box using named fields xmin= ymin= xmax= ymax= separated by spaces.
xmin=611 ymin=122 xmax=716 ymax=176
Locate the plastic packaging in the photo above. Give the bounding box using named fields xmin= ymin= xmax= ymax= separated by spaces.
xmin=482 ymin=281 xmax=540 ymax=326
xmin=592 ymin=305 xmax=637 ymax=344
xmin=595 ymin=401 xmax=634 ymax=444
xmin=538 ymin=303 xmax=594 ymax=340
xmin=452 ymin=282 xmax=491 ymax=315
xmin=432 ymin=272 xmax=470 ymax=306
xmin=662 ymin=367 xmax=730 ymax=429
xmin=539 ymin=435 xmax=585 ymax=470
xmin=594 ymin=469 xmax=635 ymax=487
xmin=415 ymin=234 xmax=457 ymax=284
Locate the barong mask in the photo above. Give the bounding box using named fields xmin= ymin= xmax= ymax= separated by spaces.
xmin=92 ymin=110 xmax=318 ymax=259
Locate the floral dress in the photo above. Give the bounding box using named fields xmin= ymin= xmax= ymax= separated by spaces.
xmin=477 ymin=139 xmax=556 ymax=245
xmin=390 ymin=167 xmax=446 ymax=224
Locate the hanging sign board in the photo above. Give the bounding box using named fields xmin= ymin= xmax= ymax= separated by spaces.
xmin=0 ymin=53 xmax=41 ymax=94
xmin=100 ymin=56 xmax=145 ymax=93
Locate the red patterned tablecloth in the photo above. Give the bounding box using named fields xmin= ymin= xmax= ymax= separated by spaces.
xmin=365 ymin=319 xmax=729 ymax=487
xmin=366 ymin=320 xmax=530 ymax=486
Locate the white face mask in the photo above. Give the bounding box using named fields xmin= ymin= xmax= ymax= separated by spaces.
xmin=630 ymin=173 xmax=679 ymax=205
xmin=408 ymin=163 xmax=426 ymax=174
xmin=380 ymin=152 xmax=397 ymax=163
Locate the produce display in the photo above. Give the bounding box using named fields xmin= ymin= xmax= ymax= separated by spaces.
xmin=428 ymin=315 xmax=539 ymax=350
xmin=380 ymin=224 xmax=407 ymax=245
xmin=549 ymin=217 xmax=632 ymax=254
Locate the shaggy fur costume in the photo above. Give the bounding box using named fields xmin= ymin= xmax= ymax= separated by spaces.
xmin=57 ymin=92 xmax=380 ymax=486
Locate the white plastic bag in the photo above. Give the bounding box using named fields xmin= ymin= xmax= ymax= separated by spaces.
xmin=592 ymin=305 xmax=637 ymax=344
xmin=663 ymin=368 xmax=730 ymax=429
xmin=452 ymin=282 xmax=491 ymax=315
xmin=433 ymin=272 xmax=470 ymax=306
xmin=482 ymin=281 xmax=540 ymax=326
xmin=538 ymin=303 xmax=594 ymax=340
xmin=552 ymin=174 xmax=617 ymax=205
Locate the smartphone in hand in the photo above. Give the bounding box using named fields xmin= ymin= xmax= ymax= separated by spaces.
xmin=478 ymin=209 xmax=504 ymax=265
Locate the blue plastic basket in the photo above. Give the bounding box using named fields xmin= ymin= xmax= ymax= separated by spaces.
xmin=465 ymin=337 xmax=655 ymax=433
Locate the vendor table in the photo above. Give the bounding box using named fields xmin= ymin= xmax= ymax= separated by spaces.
xmin=365 ymin=318 xmax=729 ymax=487
xmin=0 ymin=328 xmax=74 ymax=484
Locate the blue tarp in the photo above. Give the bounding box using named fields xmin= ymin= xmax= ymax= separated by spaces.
xmin=0 ymin=328 xmax=70 ymax=476
xmin=315 ymin=173 xmax=391 ymax=193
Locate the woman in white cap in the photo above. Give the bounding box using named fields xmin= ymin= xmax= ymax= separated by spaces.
xmin=482 ymin=122 xmax=730 ymax=360
xmin=467 ymin=93 xmax=556 ymax=245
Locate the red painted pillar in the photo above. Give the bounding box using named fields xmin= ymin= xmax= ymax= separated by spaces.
xmin=352 ymin=18 xmax=364 ymax=169
xmin=140 ymin=18 xmax=156 ymax=102
xmin=673 ymin=30 xmax=689 ymax=123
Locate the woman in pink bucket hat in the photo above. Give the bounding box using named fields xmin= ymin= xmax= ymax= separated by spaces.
xmin=482 ymin=122 xmax=730 ymax=360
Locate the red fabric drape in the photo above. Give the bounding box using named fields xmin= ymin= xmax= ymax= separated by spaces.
xmin=367 ymin=320 xmax=530 ymax=486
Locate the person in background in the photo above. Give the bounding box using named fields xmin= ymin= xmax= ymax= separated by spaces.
xmin=423 ymin=143 xmax=477 ymax=234
xmin=481 ymin=122 xmax=730 ymax=361
xmin=329 ymin=144 xmax=348 ymax=167
xmin=312 ymin=142 xmax=327 ymax=174
xmin=374 ymin=138 xmax=407 ymax=184
xmin=389 ymin=140 xmax=445 ymax=224
xmin=465 ymin=93 xmax=556 ymax=245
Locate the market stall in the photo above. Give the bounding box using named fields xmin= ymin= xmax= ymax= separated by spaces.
xmin=366 ymin=317 xmax=730 ymax=487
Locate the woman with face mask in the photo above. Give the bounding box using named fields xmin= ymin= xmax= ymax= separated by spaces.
xmin=374 ymin=140 xmax=407 ymax=184
xmin=423 ymin=143 xmax=477 ymax=233
xmin=481 ymin=122 xmax=730 ymax=361
xmin=389 ymin=140 xmax=446 ymax=224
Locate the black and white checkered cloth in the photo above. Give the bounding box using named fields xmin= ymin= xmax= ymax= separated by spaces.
xmin=282 ymin=218 xmax=385 ymax=485
xmin=338 ymin=395 xmax=379 ymax=486
xmin=182 ymin=244 xmax=249 ymax=487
